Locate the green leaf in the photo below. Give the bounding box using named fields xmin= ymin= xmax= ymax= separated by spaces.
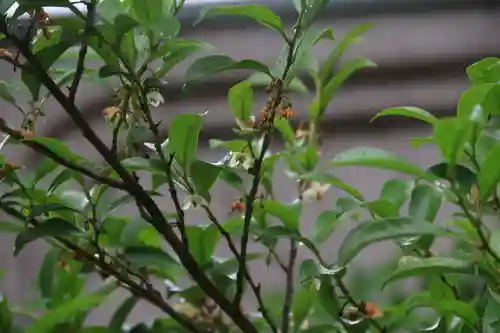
xmin=427 ymin=162 xmax=476 ymax=194
xmin=195 ymin=4 xmax=285 ymax=37
xmin=466 ymin=57 xmax=500 ymax=84
xmin=382 ymin=257 xmax=474 ymax=289
xmin=433 ymin=117 xmax=472 ymax=164
xmin=33 ymin=157 xmax=59 ymax=185
xmin=490 ymin=230 xmax=500 ymax=259
xmin=299 ymin=172 xmax=364 ymax=201
xmin=185 ymin=55 xmax=270 ymax=84
xmin=22 ymin=137 xmax=84 ymax=163
xmin=371 ymin=106 xmax=438 ymax=125
xmin=26 ymin=289 xmax=112 ymax=333
xmin=299 ymin=259 xmax=320 ymax=283
xmin=406 ymin=292 xmax=480 ymax=330
xmin=292 ymin=282 xmax=316 ymax=330
xmin=169 ymin=114 xmax=202 ymax=171
xmin=14 ymin=218 xmax=83 ymax=256
xmin=28 ymin=203 xmax=82 ymax=220
xmin=0 ymin=296 xmax=12 ymax=333
xmin=0 ymin=81 xmax=19 ymax=109
xmin=190 ymin=160 xmax=221 ymax=200
xmin=154 ymin=39 xmax=213 ymax=78
xmin=228 ymin=81 xmax=254 ymax=121
xmin=477 ymin=143 xmax=500 ymax=201
xmin=185 ymin=225 xmax=220 ymax=266
xmin=329 ymin=147 xmax=428 ymax=179
xmin=408 ymin=184 xmax=442 ymax=222
xmin=319 ymin=23 xmax=373 ymax=84
xmin=317 ymin=277 xmax=341 ymax=320
xmin=311 ymin=210 xmax=342 ymax=244
xmin=146 ymin=16 xmax=180 ymax=45
xmin=22 ymin=42 xmax=73 ymax=100
xmin=131 ymin=0 xmax=169 ymax=23
xmin=247 ymin=72 xmax=309 ymax=93
xmin=364 ymin=199 xmax=399 ymax=218
xmin=338 ymin=217 xmax=449 ymax=265
xmin=380 ymin=178 xmax=412 ymax=210
xmin=311 ymin=58 xmax=376 ymax=119
xmin=457 ymin=84 xmax=494 ymax=121
xmin=124 ymin=246 xmax=182 ymax=278
xmin=37 ymin=248 xmax=60 ymax=300
xmin=109 ymin=296 xmax=139 ymax=332
xmin=209 ymin=139 xmax=248 ymax=152
xmin=261 ymin=200 xmax=302 ymax=229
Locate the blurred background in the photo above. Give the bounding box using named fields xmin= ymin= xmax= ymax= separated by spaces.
xmin=1 ymin=0 xmax=500 ymax=326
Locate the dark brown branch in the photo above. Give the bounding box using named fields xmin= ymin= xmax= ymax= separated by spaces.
xmin=0 ymin=203 xmax=202 ymax=333
xmin=1 ymin=24 xmax=258 ymax=333
xmin=68 ymin=0 xmax=94 ymax=103
xmin=0 ymin=118 xmax=129 ymax=191
xmin=166 ymin=154 xmax=188 ymax=246
xmin=281 ymin=240 xmax=297 ymax=333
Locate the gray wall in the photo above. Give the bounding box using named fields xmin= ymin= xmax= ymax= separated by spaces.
xmin=1 ymin=0 xmax=499 ymax=326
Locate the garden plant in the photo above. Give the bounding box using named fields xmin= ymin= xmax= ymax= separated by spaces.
xmin=0 ymin=0 xmax=500 ymax=332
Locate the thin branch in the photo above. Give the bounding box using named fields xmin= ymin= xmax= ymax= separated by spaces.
xmin=201 ymin=204 xmax=279 ymax=333
xmin=0 ymin=118 xmax=129 ymax=191
xmin=335 ymin=278 xmax=387 ymax=333
xmin=68 ymin=0 xmax=95 ymax=103
xmin=1 ymin=23 xmax=258 ymax=333
xmin=281 ymin=240 xmax=297 ymax=333
xmin=0 ymin=203 xmax=203 ymax=333
xmin=165 ymin=154 xmax=188 ymax=246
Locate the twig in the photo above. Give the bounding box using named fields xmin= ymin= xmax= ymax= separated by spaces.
xmin=165 ymin=154 xmax=188 ymax=247
xmin=68 ymin=0 xmax=95 ymax=103
xmin=281 ymin=240 xmax=297 ymax=333
xmin=234 ymin=12 xmax=303 ymax=305
xmin=335 ymin=278 xmax=387 ymax=333
xmin=0 ymin=203 xmax=203 ymax=333
xmin=1 ymin=23 xmax=258 ymax=333
xmin=201 ymin=204 xmax=278 ymax=333
xmin=0 ymin=118 xmax=129 ymax=191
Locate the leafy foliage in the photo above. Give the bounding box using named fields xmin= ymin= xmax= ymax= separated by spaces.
xmin=0 ymin=0 xmax=499 ymax=333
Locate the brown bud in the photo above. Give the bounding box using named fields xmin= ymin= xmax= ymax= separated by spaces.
xmin=102 ymin=106 xmax=119 ymax=118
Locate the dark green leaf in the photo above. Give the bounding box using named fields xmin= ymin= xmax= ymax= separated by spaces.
xmin=312 ymin=210 xmax=342 ymax=244
xmin=364 ymin=199 xmax=399 ymax=218
xmin=371 ymin=106 xmax=438 ymax=125
xmin=477 ymin=143 xmax=500 ymax=200
xmin=195 ymin=5 xmax=285 ymax=37
xmin=382 ymin=257 xmax=474 ymax=289
xmin=433 ymin=117 xmax=472 ymax=164
xmin=28 ymin=203 xmax=81 ymax=220
xmin=317 ymin=277 xmax=341 ymax=320
xmin=292 ymin=282 xmax=316 ymax=329
xmin=169 ymin=114 xmax=202 ymax=171
xmin=261 ymin=200 xmax=302 ymax=229
xmin=33 ymin=157 xmax=59 ymax=185
xmin=0 ymin=221 xmax=23 ymax=233
xmin=329 ymin=147 xmax=429 ymax=179
xmin=109 ymin=296 xmax=139 ymax=332
xmin=124 ymin=246 xmax=182 ymax=278
xmin=22 ymin=137 xmax=84 ymax=163
xmin=408 ymin=184 xmax=442 ymax=222
xmin=380 ymin=178 xmax=412 ymax=210
xmin=37 ymin=248 xmax=60 ymax=300
xmin=190 ymin=160 xmax=221 ymax=199
xmin=338 ymin=217 xmax=449 ymax=265
xmin=185 ymin=225 xmax=220 ymax=266
xmin=26 ymin=289 xmax=112 ymax=333
xmin=0 ymin=296 xmax=12 ymax=333
xmin=299 ymin=259 xmax=320 ymax=283
xmin=14 ymin=218 xmax=83 ymax=256
xmin=185 ymin=55 xmax=270 ymax=84
xmin=457 ymin=84 xmax=494 ymax=121
xmin=228 ymin=81 xmax=254 ymax=121
xmin=427 ymin=162 xmax=476 ymax=193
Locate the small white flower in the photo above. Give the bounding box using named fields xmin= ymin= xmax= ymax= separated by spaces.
xmin=229 ymin=152 xmax=254 ymax=170
xmin=236 ymin=116 xmax=256 ymax=131
xmin=147 ymin=90 xmax=164 ymax=108
xmin=302 ymin=182 xmax=330 ymax=201
xmin=182 ymin=194 xmax=204 ymax=210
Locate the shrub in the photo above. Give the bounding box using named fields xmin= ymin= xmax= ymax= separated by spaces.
xmin=0 ymin=0 xmax=499 ymax=332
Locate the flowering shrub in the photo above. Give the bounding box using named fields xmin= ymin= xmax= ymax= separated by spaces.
xmin=0 ymin=0 xmax=500 ymax=332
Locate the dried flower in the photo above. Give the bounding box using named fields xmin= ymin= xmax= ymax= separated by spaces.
xmin=279 ymin=107 xmax=295 ymax=119
xmin=363 ymin=301 xmax=383 ymax=318
xmin=236 ymin=116 xmax=256 ymax=131
xmin=20 ymin=130 xmax=34 ymax=138
xmin=102 ymin=106 xmax=119 ymax=118
xmin=230 ymin=200 xmax=245 ymax=214
xmin=302 ymin=182 xmax=330 ymax=201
